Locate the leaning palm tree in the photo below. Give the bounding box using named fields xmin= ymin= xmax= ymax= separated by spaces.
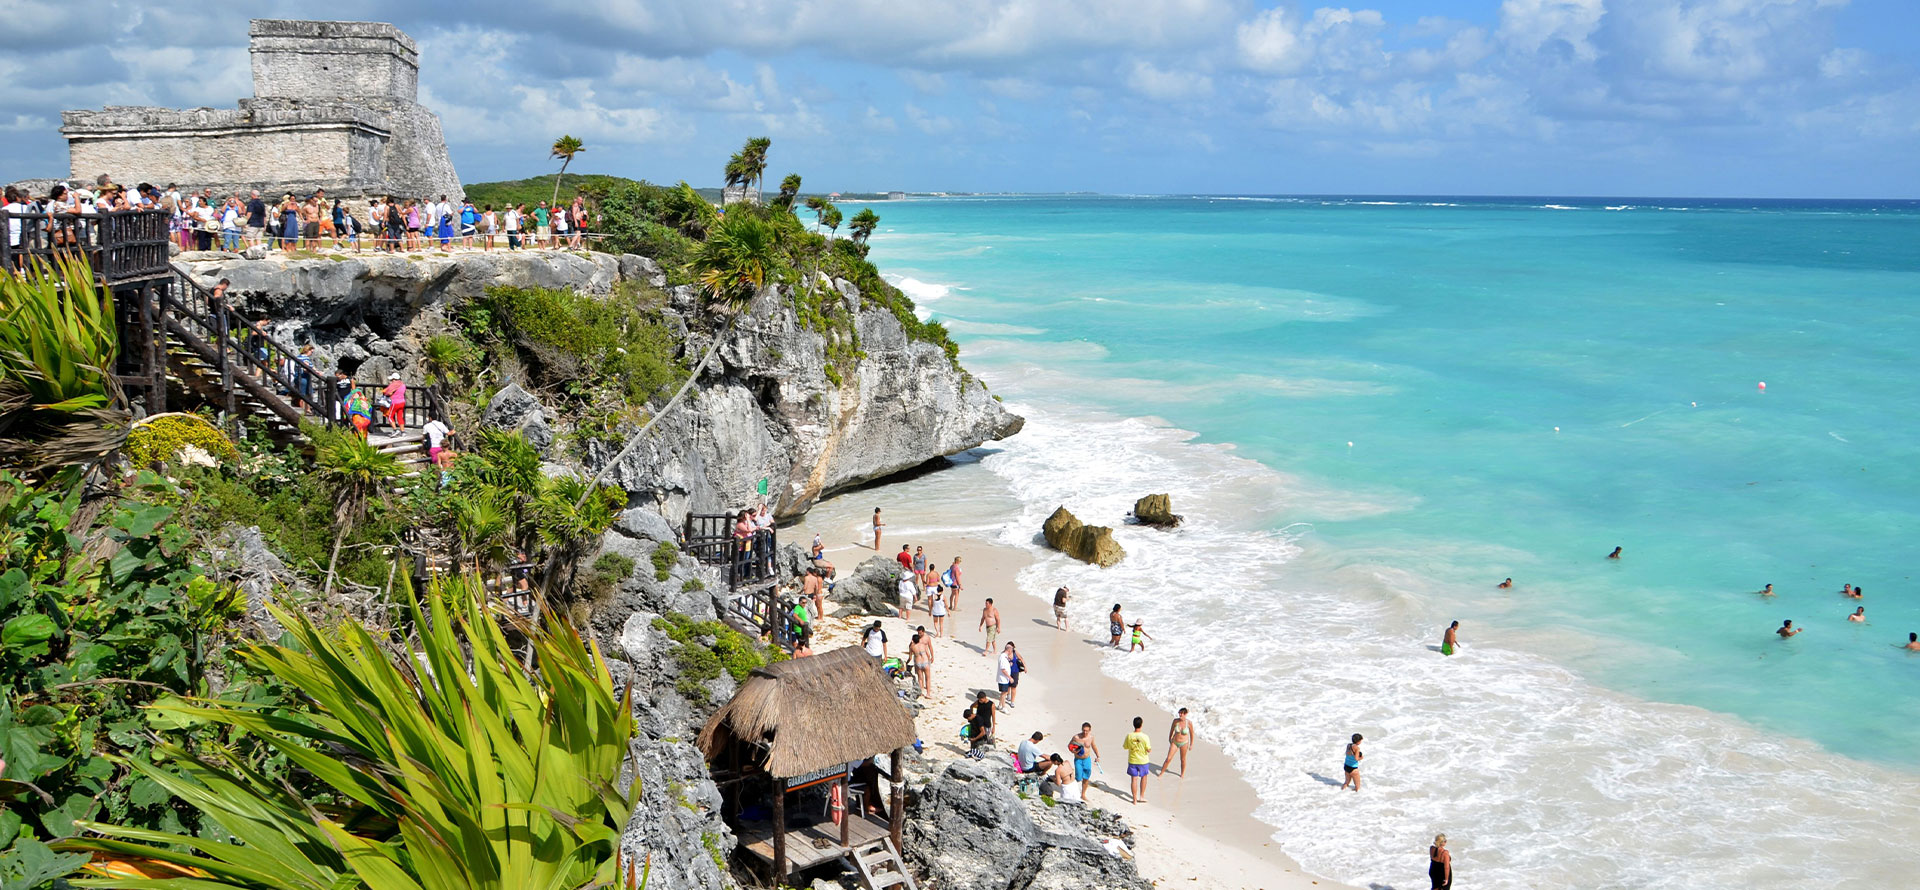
xmin=773 ymin=173 xmax=802 ymax=211
xmin=742 ymin=137 xmax=771 ymax=202
xmin=576 ymin=211 xmax=784 ymax=506
xmin=849 ymin=208 xmax=879 ymax=244
xmin=822 ymin=205 xmax=843 ymax=240
xmin=723 ymin=153 xmax=752 ymax=204
xmin=0 ymin=255 xmax=129 ymax=475
xmin=550 ymin=134 xmax=585 ymax=205
xmin=803 ymin=196 xmax=832 ymax=233
xmin=309 ymin=424 xmax=403 ymax=597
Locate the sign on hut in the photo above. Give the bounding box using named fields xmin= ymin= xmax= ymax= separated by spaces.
xmin=698 ymin=646 xmax=919 ymax=886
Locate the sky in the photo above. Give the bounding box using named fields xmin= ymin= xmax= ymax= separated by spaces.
xmin=2 ymin=0 xmax=1917 ymax=198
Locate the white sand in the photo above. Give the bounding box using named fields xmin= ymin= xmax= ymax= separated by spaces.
xmin=797 ymin=528 xmax=1357 ymax=890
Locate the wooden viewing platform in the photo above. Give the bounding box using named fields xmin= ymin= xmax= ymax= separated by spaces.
xmin=682 ymin=512 xmax=799 ymax=650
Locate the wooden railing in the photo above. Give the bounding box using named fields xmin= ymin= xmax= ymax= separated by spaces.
xmin=683 ymin=513 xmax=796 ymax=649
xmin=4 ymin=209 xmax=171 ymax=284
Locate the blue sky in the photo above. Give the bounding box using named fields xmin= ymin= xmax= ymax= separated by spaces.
xmin=3 ymin=0 xmax=1916 ymax=197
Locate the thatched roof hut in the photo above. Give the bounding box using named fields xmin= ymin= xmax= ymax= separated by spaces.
xmin=698 ymin=645 xmax=916 ymax=779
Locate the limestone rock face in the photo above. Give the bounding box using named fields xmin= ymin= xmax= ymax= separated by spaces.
xmin=827 ymin=555 xmax=909 ymax=618
xmin=903 ymin=759 xmax=1150 ymax=890
xmin=1041 ymin=506 xmax=1126 ymax=567
xmin=1132 ymin=493 xmax=1182 ymax=528
xmin=177 ymin=250 xmax=1022 ymax=525
xmin=480 ymin=382 xmax=554 ymax=454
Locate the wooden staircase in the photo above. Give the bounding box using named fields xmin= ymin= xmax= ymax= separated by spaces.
xmin=851 ymin=839 xmax=917 ymax=890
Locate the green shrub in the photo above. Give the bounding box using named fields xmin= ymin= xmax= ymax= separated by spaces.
xmin=583 ymin=551 xmax=637 ymax=599
xmin=651 ymin=541 xmax=678 ymax=581
xmin=124 ymin=413 xmax=237 ymax=467
xmin=681 ymin=578 xmax=705 ymax=593
xmin=469 ymin=284 xmax=686 ymax=409
xmin=652 ymin=612 xmax=775 ymax=703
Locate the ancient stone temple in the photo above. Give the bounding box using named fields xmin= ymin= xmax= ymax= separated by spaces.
xmin=61 ymin=20 xmax=461 ymax=200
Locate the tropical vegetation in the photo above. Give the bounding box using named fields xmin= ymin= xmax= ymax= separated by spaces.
xmin=0 ymin=255 xmax=129 ymax=475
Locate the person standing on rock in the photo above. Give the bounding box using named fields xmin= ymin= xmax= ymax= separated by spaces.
xmin=872 ymin=507 xmax=885 ymax=551
xmin=910 ymin=625 xmax=935 ymax=696
xmin=1069 ymin=722 xmax=1101 ymax=799
xmin=1123 ymin=716 xmax=1153 ymax=804
xmin=980 ymin=598 xmax=1002 ymax=659
xmin=1109 ymin=604 xmax=1126 ymax=648
xmin=1053 ymin=586 xmax=1071 ymax=631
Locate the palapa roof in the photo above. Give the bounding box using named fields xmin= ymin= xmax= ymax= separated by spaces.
xmin=698 ymin=645 xmax=917 ymax=779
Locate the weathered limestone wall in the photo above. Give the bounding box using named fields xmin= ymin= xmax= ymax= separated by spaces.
xmin=60 ymin=19 xmax=459 ymax=201
xmin=249 ymin=19 xmax=420 ymax=102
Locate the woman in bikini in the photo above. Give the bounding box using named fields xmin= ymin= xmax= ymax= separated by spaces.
xmin=1160 ymin=708 xmax=1195 ymax=776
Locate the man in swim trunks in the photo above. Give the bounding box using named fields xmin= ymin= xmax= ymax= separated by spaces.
xmin=980 ymin=598 xmax=1001 ymax=658
xmin=1497 ymin=578 xmax=1513 ymax=589
xmin=1442 ymin=620 xmax=1460 ymax=656
xmin=1109 ymin=604 xmax=1126 ymax=648
xmin=801 ymin=568 xmax=825 ymax=623
xmin=1160 ymin=708 xmax=1195 ymax=777
xmin=1123 ymin=717 xmax=1153 ymax=804
xmin=1905 ymin=632 xmax=1920 ymax=651
xmin=1053 ymin=586 xmax=1071 ymax=630
xmin=1848 ymin=607 xmax=1865 ymax=623
xmin=1340 ymin=732 xmax=1364 ymax=792
xmin=1778 ymin=619 xmax=1801 ymax=638
xmin=1757 ymin=583 xmax=1775 ymax=596
xmin=1069 ymin=722 xmax=1101 ymax=799
xmin=910 ymin=625 xmax=935 ymax=696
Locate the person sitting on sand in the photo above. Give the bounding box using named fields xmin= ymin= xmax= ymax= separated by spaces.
xmin=1778 ymin=619 xmax=1801 ymax=638
xmin=1041 ymin=754 xmax=1075 ymax=800
xmin=1497 ymin=578 xmax=1513 ymax=589
xmin=1607 ymin=546 xmax=1623 ymax=559
xmin=1109 ymin=604 xmax=1126 ymax=648
xmin=1128 ymin=621 xmax=1152 ymax=652
xmin=964 ymin=692 xmax=996 ymax=757
xmin=1905 ymin=632 xmax=1920 ymax=651
xmin=1848 ymin=607 xmax=1866 ymax=623
xmin=1757 ymin=583 xmax=1775 ymax=596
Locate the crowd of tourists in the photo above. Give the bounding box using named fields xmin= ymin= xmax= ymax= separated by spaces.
xmin=2 ymin=173 xmax=595 ymax=255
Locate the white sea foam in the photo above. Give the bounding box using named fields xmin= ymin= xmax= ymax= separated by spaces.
xmin=1540 ymin=204 xmax=1580 ymax=210
xmin=972 ymin=397 xmax=1920 ymax=890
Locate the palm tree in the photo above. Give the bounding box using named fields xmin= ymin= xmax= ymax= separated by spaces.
xmin=803 ymin=196 xmax=833 ymax=233
xmin=773 ymin=173 xmax=802 ymax=211
xmin=0 ymin=255 xmax=129 ymax=475
xmin=723 ymin=152 xmax=752 ymax=205
xmin=549 ymin=134 xmax=585 ymax=205
xmin=576 ymin=210 xmax=785 ymax=506
xmin=823 ymin=205 xmax=843 ymax=240
xmin=310 ymin=424 xmax=403 ymax=597
xmin=849 ymin=208 xmax=880 ymax=244
xmin=742 ymin=137 xmax=771 ymax=202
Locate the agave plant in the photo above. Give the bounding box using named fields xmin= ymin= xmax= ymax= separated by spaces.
xmin=57 ymin=574 xmax=641 ymax=890
xmin=0 ymin=254 xmax=129 ymax=473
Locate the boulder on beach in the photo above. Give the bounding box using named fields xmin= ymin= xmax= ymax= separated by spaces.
xmin=1132 ymin=493 xmax=1182 ymax=528
xmin=1042 ymin=506 xmax=1125 ymax=567
xmin=826 ymin=555 xmax=907 ymax=617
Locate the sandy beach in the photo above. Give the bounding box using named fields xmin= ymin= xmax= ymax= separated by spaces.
xmin=793 ymin=525 xmax=1357 ymax=890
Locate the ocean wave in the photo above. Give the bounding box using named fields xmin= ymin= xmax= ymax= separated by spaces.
xmin=1540 ymin=204 xmax=1579 ymax=210
xmin=978 ymin=398 xmax=1920 ymax=890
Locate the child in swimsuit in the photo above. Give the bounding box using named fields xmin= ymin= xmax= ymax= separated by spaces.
xmin=1129 ymin=622 xmax=1152 ymax=652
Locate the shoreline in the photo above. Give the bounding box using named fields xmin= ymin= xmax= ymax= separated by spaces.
xmin=794 ymin=525 xmax=1356 ymax=890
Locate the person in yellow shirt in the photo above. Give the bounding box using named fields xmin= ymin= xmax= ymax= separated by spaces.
xmin=1122 ymin=716 xmax=1153 ymax=804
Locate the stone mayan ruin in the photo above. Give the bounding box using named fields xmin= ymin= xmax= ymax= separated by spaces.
xmin=61 ymin=20 xmax=461 ymax=200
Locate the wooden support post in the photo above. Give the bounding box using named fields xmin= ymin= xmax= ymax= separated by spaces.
xmin=772 ymin=780 xmax=787 ymax=881
xmin=840 ymin=774 xmax=852 ymax=848
xmin=890 ymin=747 xmax=905 ymax=850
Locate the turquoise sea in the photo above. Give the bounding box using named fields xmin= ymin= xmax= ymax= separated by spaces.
xmin=858 ymin=195 xmax=1920 ymax=888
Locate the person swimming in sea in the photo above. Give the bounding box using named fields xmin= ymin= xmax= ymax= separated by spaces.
xmin=1848 ymin=585 xmax=1864 ymax=599
xmin=1497 ymin=578 xmax=1513 ymax=589
xmin=1757 ymin=583 xmax=1775 ymax=596
xmin=1840 ymin=583 xmax=1853 ymax=597
xmin=1778 ymin=619 xmax=1801 ymax=638
xmin=1904 ymin=632 xmax=1920 ymax=651
xmin=1848 ymin=607 xmax=1865 ymax=623
xmin=1607 ymin=546 xmax=1623 ymax=560
xmin=1442 ymin=620 xmax=1461 ymax=656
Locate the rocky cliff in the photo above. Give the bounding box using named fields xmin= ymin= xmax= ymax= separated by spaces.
xmin=178 ymin=248 xmax=1022 ymax=520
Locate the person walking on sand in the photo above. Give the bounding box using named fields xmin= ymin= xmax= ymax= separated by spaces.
xmin=1128 ymin=622 xmax=1152 ymax=652
xmin=1442 ymin=620 xmax=1461 ymax=656
xmin=1778 ymin=619 xmax=1801 ymax=638
xmin=929 ymin=584 xmax=948 ymax=636
xmin=1109 ymin=604 xmax=1126 ymax=648
xmin=1069 ymin=722 xmax=1101 ymax=799
xmin=1339 ymin=733 xmax=1364 ymax=792
xmin=1123 ymin=717 xmax=1153 ymax=804
xmin=1053 ymin=586 xmax=1071 ymax=631
xmin=1429 ymin=834 xmax=1453 ymax=890
xmin=1005 ymin=642 xmax=1027 ymax=708
xmin=1848 ymin=606 xmax=1866 ymax=623
xmin=871 ymin=507 xmax=885 ymax=550
xmin=980 ymin=597 xmax=1002 ymax=656
xmin=1160 ymin=708 xmax=1194 ymax=776
xmin=996 ymin=642 xmax=1016 ymax=710
xmin=910 ymin=626 xmax=935 ymax=696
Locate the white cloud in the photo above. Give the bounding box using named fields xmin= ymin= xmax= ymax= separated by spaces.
xmin=1125 ymin=61 xmax=1213 ymax=100
xmin=1237 ymin=7 xmax=1308 ymax=74
xmin=905 ymin=103 xmax=957 ymax=135
xmin=1497 ymin=0 xmax=1605 ymax=61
